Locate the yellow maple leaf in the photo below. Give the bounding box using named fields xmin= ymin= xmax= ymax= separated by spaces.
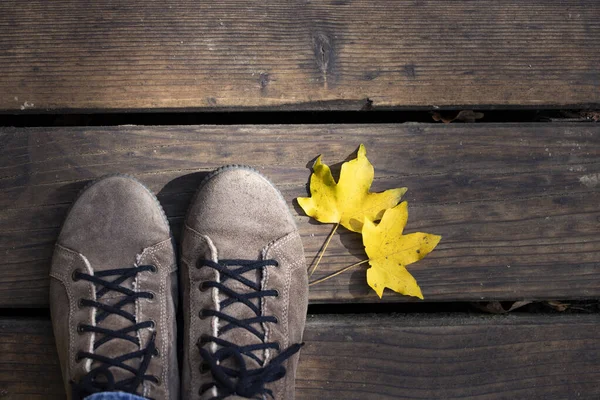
xmin=362 ymin=202 xmax=441 ymax=299
xmin=297 ymin=144 xmax=407 ymax=232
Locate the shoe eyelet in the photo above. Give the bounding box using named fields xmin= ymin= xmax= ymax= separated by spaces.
xmin=199 ymin=310 xmax=209 ymax=320
xmin=148 ymin=320 xmax=156 ymax=329
xmin=77 ymin=324 xmax=85 ymax=334
xmin=200 ymin=362 xmax=210 ymax=374
xmin=273 ymin=289 xmax=280 ymax=298
xmin=199 ymin=282 xmax=209 ymax=292
xmin=151 ymin=376 xmax=161 ymax=386
xmin=146 ymin=291 xmax=156 ymax=301
xmin=152 ymin=348 xmax=160 ymax=357
xmin=149 ymin=265 xmax=157 ymax=273
xmin=272 ymin=316 xmax=279 ymax=324
xmin=75 ymin=352 xmax=84 ymax=363
xmin=71 ymin=269 xmax=82 ymax=281
xmin=78 ymin=299 xmax=86 ymax=309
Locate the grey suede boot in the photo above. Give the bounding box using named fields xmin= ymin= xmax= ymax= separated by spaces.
xmin=181 ymin=166 xmax=308 ymax=400
xmin=50 ymin=175 xmax=179 ymax=400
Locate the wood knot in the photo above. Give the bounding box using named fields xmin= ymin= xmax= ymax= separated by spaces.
xmin=312 ymin=32 xmax=335 ymax=86
xmin=259 ymin=72 xmax=271 ymax=93
xmin=403 ymin=64 xmax=417 ymax=79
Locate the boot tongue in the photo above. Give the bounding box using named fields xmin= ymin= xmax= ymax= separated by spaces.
xmin=216 ymin=259 xmax=266 ymax=372
xmin=90 ymin=277 xmax=143 ymax=388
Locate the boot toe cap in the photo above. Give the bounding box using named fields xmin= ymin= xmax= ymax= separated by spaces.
xmin=186 ymin=167 xmax=296 ymax=259
xmin=58 ymin=174 xmax=170 ymax=268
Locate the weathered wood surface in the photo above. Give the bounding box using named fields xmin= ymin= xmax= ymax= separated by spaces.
xmin=1 ymin=0 xmax=599 ymax=112
xmin=1 ymin=314 xmax=599 ymax=399
xmin=0 ymin=123 xmax=599 ymax=306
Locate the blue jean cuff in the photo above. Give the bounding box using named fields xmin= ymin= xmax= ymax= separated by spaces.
xmin=84 ymin=392 xmax=148 ymax=400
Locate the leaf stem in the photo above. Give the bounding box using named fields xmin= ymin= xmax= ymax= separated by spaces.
xmin=309 ymin=259 xmax=370 ymax=286
xmin=308 ymin=222 xmax=339 ymax=278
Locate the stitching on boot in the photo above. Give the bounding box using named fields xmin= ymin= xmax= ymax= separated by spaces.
xmin=182 ymin=224 xmax=216 ymax=264
xmin=264 ymin=233 xmax=298 ymax=331
xmin=282 ymin=251 xmax=291 ymax=351
xmin=152 ymin=251 xmax=169 ymax=400
xmin=191 ymin=233 xmax=220 ymax=399
xmin=265 ymin=231 xmax=295 ymax=252
xmin=185 ymin=257 xmax=200 ymax=398
xmin=59 ymin=250 xmax=77 ymax=375
xmin=206 ymin=236 xmax=220 ymax=399
xmin=80 ymin=253 xmax=96 ymax=373
xmin=134 ymin=268 xmax=146 ymax=398
xmin=259 ymin=247 xmax=271 ymax=365
xmin=263 ymin=232 xmax=297 ymax=398
xmin=51 ymin=244 xmax=78 ymax=280
xmin=199 ymin=235 xmax=220 ymax=346
xmin=270 ymin=248 xmax=293 ymax=400
xmin=138 ymin=236 xmax=176 ymax=396
xmin=139 ymin=239 xmax=173 ymax=268
xmin=62 ymin=275 xmax=78 ymax=375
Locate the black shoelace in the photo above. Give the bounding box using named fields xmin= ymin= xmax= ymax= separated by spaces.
xmin=71 ymin=265 xmax=159 ymax=399
xmin=197 ymin=259 xmax=303 ymax=400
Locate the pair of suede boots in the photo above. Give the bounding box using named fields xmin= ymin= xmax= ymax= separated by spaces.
xmin=50 ymin=167 xmax=308 ymax=400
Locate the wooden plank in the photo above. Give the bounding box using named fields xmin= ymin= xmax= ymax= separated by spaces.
xmin=1 ymin=314 xmax=599 ymax=399
xmin=0 ymin=123 xmax=599 ymax=306
xmin=1 ymin=0 xmax=599 ymax=112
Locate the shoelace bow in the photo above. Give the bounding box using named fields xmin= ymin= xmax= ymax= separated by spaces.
xmin=71 ymin=265 xmax=159 ymax=399
xmin=197 ymin=259 xmax=303 ymax=399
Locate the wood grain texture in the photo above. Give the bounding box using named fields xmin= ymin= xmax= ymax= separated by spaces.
xmin=1 ymin=0 xmax=599 ymax=112
xmin=0 ymin=123 xmax=599 ymax=306
xmin=1 ymin=314 xmax=599 ymax=399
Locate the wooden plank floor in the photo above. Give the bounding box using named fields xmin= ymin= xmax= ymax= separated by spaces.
xmin=1 ymin=1 xmax=599 ymax=398
xmin=1 ymin=123 xmax=599 ymax=306
xmin=1 ymin=0 xmax=599 ymax=111
xmin=1 ymin=314 xmax=599 ymax=399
